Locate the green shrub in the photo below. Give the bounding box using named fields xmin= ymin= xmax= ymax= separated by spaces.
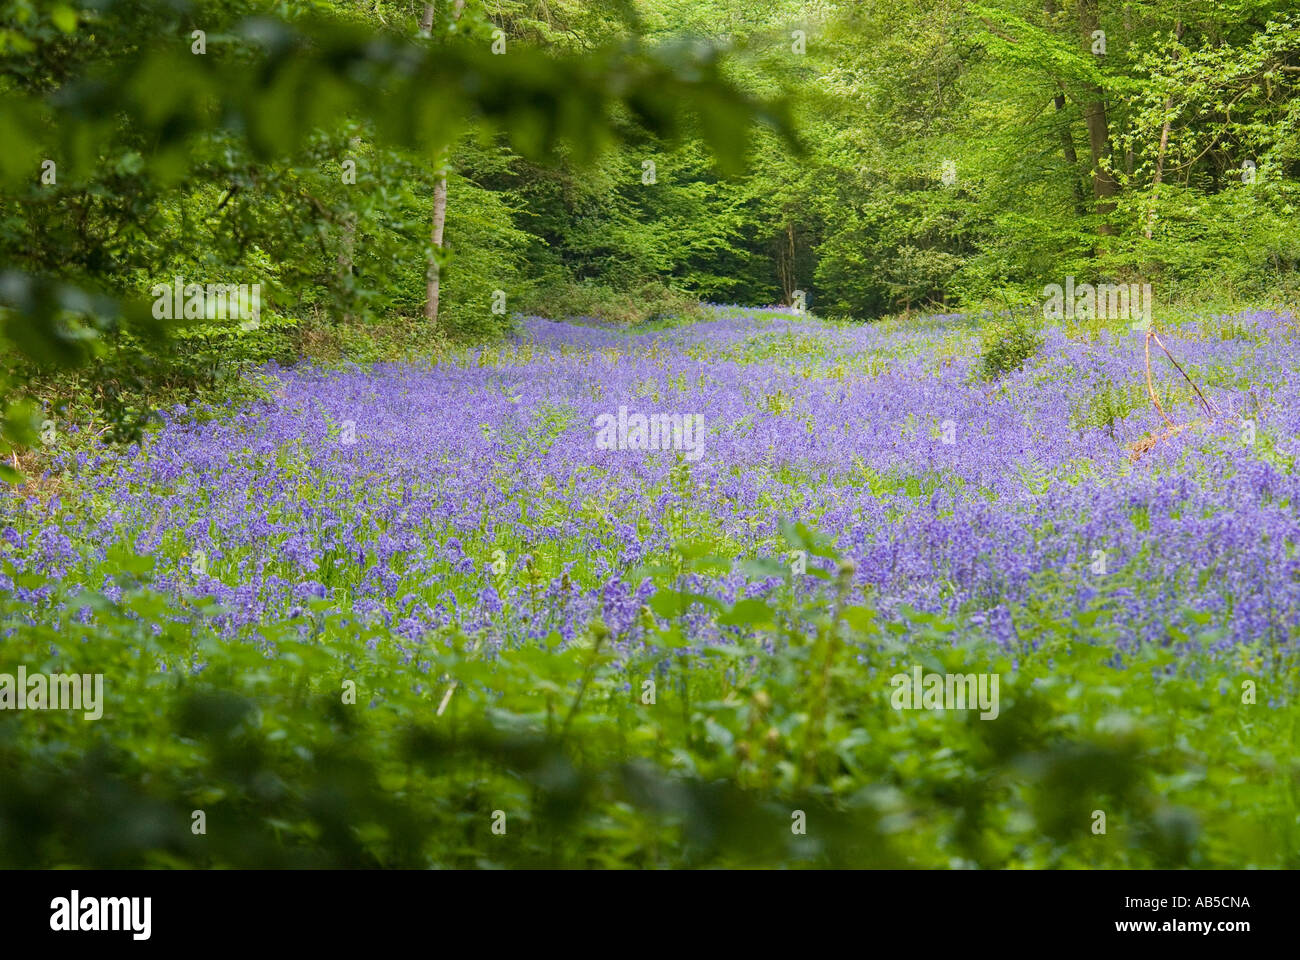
xmin=979 ymin=311 xmax=1044 ymax=380
xmin=525 ymin=280 xmax=706 ymax=327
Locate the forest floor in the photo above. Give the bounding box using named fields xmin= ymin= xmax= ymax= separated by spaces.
xmin=3 ymin=305 xmax=1298 ymax=867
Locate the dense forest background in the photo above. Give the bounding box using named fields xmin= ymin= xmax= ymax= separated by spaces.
xmin=3 ymin=0 xmax=1300 ymax=461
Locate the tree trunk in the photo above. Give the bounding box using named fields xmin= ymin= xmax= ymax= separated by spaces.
xmin=423 ymin=1 xmax=465 ymax=325
xmin=1053 ymin=85 xmax=1087 ymax=213
xmin=1147 ymin=21 xmax=1185 ymax=239
xmin=426 ymin=155 xmax=449 ymax=322
xmin=1045 ymin=3 xmax=1085 ymax=213
xmin=1078 ymin=0 xmax=1118 ymax=236
xmin=339 ymin=134 xmax=361 ymax=319
xmin=777 ymin=223 xmax=797 ymax=304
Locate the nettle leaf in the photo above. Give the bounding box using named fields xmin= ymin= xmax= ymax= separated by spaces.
xmin=718 ymin=597 xmax=775 ymax=627
xmin=648 ymin=589 xmax=723 ymax=618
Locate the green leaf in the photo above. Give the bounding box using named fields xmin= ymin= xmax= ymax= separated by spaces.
xmin=718 ymin=597 xmax=775 ymax=627
xmin=51 ymin=6 xmax=78 ymax=34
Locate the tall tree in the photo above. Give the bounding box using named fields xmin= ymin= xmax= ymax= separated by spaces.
xmin=1078 ymin=0 xmax=1118 ymax=235
xmin=1045 ymin=0 xmax=1086 ymax=213
xmin=1145 ymin=21 xmax=1184 ymax=240
xmin=425 ymin=0 xmax=467 ymax=325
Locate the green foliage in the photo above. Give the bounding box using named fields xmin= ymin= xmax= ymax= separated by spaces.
xmin=979 ymin=310 xmax=1044 ymax=380
xmin=0 ymin=0 xmax=797 ymax=469
xmin=8 ymin=0 xmax=1300 ymax=470
xmin=527 ymin=279 xmax=707 ymax=326
xmin=1 ymin=529 xmax=1292 ymax=868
